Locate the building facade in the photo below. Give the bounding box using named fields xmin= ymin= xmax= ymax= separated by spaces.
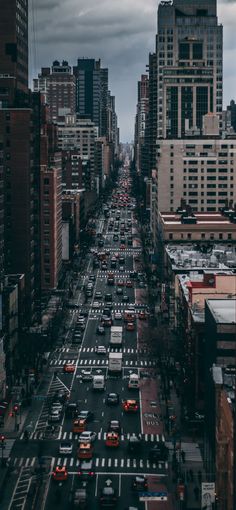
xmin=155 ymin=0 xmax=222 ymax=139
xmin=33 ymin=61 xmax=76 ymax=123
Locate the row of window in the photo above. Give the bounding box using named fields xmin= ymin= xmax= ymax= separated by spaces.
xmin=168 ymin=233 xmax=233 ymax=240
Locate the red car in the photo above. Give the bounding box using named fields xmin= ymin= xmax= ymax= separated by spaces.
xmin=52 ymin=466 xmax=68 ymax=482
xmin=64 ymin=363 xmax=76 ymax=373
xmin=122 ymin=400 xmax=139 ymax=413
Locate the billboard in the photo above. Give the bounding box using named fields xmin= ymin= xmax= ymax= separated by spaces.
xmin=201 ymin=482 xmax=215 ymax=509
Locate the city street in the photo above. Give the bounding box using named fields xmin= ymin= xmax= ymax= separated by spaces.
xmin=2 ymin=167 xmax=170 ymax=510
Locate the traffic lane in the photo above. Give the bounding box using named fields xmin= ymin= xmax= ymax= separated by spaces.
xmin=146 ymin=478 xmax=173 ymax=510
xmin=45 ymin=472 xmax=96 ymax=510
xmin=121 ymin=475 xmax=146 ymax=510
xmin=95 ymin=474 xmax=120 ymax=509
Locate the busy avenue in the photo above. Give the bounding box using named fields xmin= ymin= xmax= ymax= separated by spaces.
xmin=3 ymin=166 xmax=169 ymax=510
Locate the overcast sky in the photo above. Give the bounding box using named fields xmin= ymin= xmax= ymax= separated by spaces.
xmin=30 ymin=0 xmax=236 ymax=142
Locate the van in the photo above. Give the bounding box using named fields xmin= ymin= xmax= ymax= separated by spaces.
xmin=92 ymin=375 xmax=105 ymax=391
xmin=128 ymin=373 xmax=139 ymax=389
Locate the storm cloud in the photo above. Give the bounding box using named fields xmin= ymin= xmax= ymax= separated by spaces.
xmin=30 ymin=0 xmax=236 ymax=141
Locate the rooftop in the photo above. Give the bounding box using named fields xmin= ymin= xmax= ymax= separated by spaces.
xmin=159 ymin=211 xmax=236 ymax=229
xmin=207 ymin=299 xmax=236 ymax=324
xmin=166 ymin=243 xmax=236 ymax=272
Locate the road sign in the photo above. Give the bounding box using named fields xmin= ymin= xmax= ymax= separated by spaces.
xmin=139 ymin=491 xmax=168 ymax=501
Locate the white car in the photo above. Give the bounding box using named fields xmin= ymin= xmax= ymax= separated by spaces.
xmin=59 ymin=441 xmax=73 ymax=455
xmin=49 ymin=409 xmax=61 ymax=422
xmin=93 ymin=301 xmax=100 ymax=309
xmin=95 ymin=345 xmax=107 ymax=355
xmin=78 ymin=431 xmax=97 ymax=443
xmin=114 ymin=312 xmax=122 ymax=320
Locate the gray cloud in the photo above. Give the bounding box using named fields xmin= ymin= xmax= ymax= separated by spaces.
xmin=30 ymin=0 xmax=236 ymax=141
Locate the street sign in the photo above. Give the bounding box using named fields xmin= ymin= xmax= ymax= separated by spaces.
xmin=201 ymin=482 xmax=215 ymax=508
xmin=139 ymin=491 xmax=168 ymax=502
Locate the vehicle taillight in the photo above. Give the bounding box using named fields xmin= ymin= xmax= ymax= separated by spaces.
xmin=78 ymin=471 xmax=82 ymax=476
xmin=90 ymin=471 xmax=94 ymax=476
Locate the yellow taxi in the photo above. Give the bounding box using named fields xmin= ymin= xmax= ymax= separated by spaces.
xmin=73 ymin=418 xmax=86 ymax=434
xmin=52 ymin=466 xmax=68 ymax=482
xmin=122 ymin=400 xmax=139 ymax=413
xmin=77 ymin=442 xmax=93 ymax=459
xmin=105 ymin=432 xmax=120 ymax=448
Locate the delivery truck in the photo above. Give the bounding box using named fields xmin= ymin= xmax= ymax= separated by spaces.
xmin=108 ymin=353 xmax=122 ymax=375
xmin=109 ymin=326 xmax=123 ymax=347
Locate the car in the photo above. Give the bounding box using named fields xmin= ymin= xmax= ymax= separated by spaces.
xmin=98 ymin=240 xmax=104 ymax=247
xmin=103 ymin=307 xmax=112 ymax=317
xmin=49 ymin=409 xmax=62 ymax=422
xmin=148 ymin=443 xmax=168 ymax=462
xmin=106 ymin=393 xmax=119 ymax=406
xmin=93 ymin=301 xmax=100 ymax=309
xmin=95 ymin=291 xmax=102 ymax=300
xmin=122 ymin=400 xmax=139 ymax=413
xmin=99 ymin=486 xmax=118 ymax=507
xmin=138 ymin=311 xmax=146 ymax=320
xmin=55 ymin=389 xmax=70 ymax=404
xmin=131 ymin=476 xmax=148 ymax=492
xmin=114 ymin=312 xmax=122 ymax=320
xmin=73 ymin=488 xmax=88 ymax=508
xmin=81 ymin=370 xmax=93 ymax=382
xmin=105 ymin=432 xmax=120 ymax=448
xmin=64 ymin=363 xmax=76 ymax=373
xmin=128 ymin=239 xmax=132 ymax=246
xmin=78 ymin=442 xmax=94 ymax=460
xmin=43 ymin=424 xmax=58 ymax=438
xmin=50 ymin=402 xmax=63 ymax=413
xmin=65 ymin=403 xmax=78 ymax=418
xmin=78 ymin=459 xmax=95 ymax=480
xmin=97 ymin=325 xmax=105 ymax=335
xmin=78 ymin=431 xmax=97 ymax=443
xmin=107 ymin=420 xmax=121 ymax=434
xmin=95 ymin=345 xmax=107 ymax=355
xmin=127 ymin=434 xmax=142 ymax=453
xmin=126 ymin=280 xmax=133 ymax=288
xmin=52 ymin=466 xmax=68 ymax=482
xmin=126 ymin=322 xmax=135 ymax=331
xmin=116 ymin=287 xmax=123 ymax=295
xmin=89 ymin=275 xmax=96 ymax=281
xmin=110 ymin=260 xmax=117 ymax=268
xmin=59 ymin=441 xmax=73 ymax=455
xmin=113 ymin=235 xmax=118 ymax=241
xmin=102 ymin=317 xmax=112 ymax=327
xmin=120 ymin=245 xmax=125 ymax=250
xmin=122 ymin=295 xmax=129 ymax=302
xmin=105 ymin=294 xmax=113 ymax=303
xmin=101 ymin=264 xmax=108 ymax=270
xmin=77 ymin=411 xmax=94 ymax=423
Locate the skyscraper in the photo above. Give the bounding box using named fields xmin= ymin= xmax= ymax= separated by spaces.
xmin=73 ymin=59 xmax=109 ymax=137
xmin=155 ymin=0 xmax=222 ymax=139
xmin=0 ymin=0 xmax=28 ymax=107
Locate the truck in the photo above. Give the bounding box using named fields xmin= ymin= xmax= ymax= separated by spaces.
xmin=92 ymin=375 xmax=105 ymax=391
xmin=110 ymin=326 xmax=123 ymax=347
xmin=108 ymin=353 xmax=123 ymax=374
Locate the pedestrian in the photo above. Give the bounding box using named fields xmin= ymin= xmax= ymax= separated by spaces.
xmin=193 ymin=486 xmax=200 ymax=501
xmin=198 ymin=470 xmax=202 ymax=484
xmin=181 ymin=450 xmax=186 ymax=463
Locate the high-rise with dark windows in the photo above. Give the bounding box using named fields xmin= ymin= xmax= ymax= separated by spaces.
xmin=0 ymin=0 xmax=28 ymax=107
xmin=155 ymin=0 xmax=222 ymax=139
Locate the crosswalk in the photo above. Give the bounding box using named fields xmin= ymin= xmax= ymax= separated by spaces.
xmin=166 ymin=441 xmax=203 ymax=463
xmin=20 ymin=430 xmax=165 ymax=442
xmin=49 ymin=358 xmax=157 ymax=368
xmin=8 ymin=466 xmax=32 ymax=510
xmin=9 ymin=456 xmax=168 ymax=472
xmin=56 ymin=347 xmax=150 ymax=355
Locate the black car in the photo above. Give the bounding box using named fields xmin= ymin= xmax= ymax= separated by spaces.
xmin=127 ymin=434 xmax=142 ymax=453
xmin=103 ymin=308 xmax=111 ymax=317
xmin=105 ymin=294 xmax=113 ymax=303
xmin=98 ymin=240 xmax=104 ymax=247
xmin=106 ymin=393 xmax=119 ymax=406
xmin=122 ymin=295 xmax=129 ymax=302
xmin=65 ymin=403 xmax=78 ymax=418
xmin=99 ymin=487 xmax=118 ymax=508
xmin=107 ymin=420 xmax=121 ymax=435
xmin=131 ymin=476 xmax=148 ymax=492
xmin=148 ymin=443 xmax=168 ymax=462
xmin=77 ymin=410 xmax=94 ymax=423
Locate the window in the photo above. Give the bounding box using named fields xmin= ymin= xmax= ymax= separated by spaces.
xmin=169 ymin=233 xmax=173 ymax=240
xmin=179 ymin=42 xmax=190 ymax=60
xmin=228 ymin=234 xmax=232 ymax=240
xmin=219 ymin=233 xmax=223 ymax=240
xmin=44 ymin=178 xmax=49 ymax=185
xmin=187 ymin=233 xmax=192 ymax=239
xmin=201 ymin=233 xmax=206 ymax=239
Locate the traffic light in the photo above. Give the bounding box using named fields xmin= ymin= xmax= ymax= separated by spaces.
xmin=0 ymin=435 xmax=5 ymax=442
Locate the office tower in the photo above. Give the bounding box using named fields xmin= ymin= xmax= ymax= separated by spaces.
xmin=33 ymin=61 xmax=76 ymax=122
xmin=134 ymin=75 xmax=149 ymax=174
xmin=147 ymin=53 xmax=157 ymax=175
xmin=155 ymin=0 xmax=222 ymax=139
xmin=73 ymin=59 xmax=109 ymax=137
xmin=0 ymin=0 xmax=28 ymax=107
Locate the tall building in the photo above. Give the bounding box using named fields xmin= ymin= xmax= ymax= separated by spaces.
xmin=0 ymin=0 xmax=28 ymax=107
xmin=134 ymin=75 xmax=149 ymax=174
xmin=155 ymin=0 xmax=222 ymax=139
xmin=73 ymin=58 xmax=109 ymax=137
xmin=33 ymin=61 xmax=76 ymax=122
